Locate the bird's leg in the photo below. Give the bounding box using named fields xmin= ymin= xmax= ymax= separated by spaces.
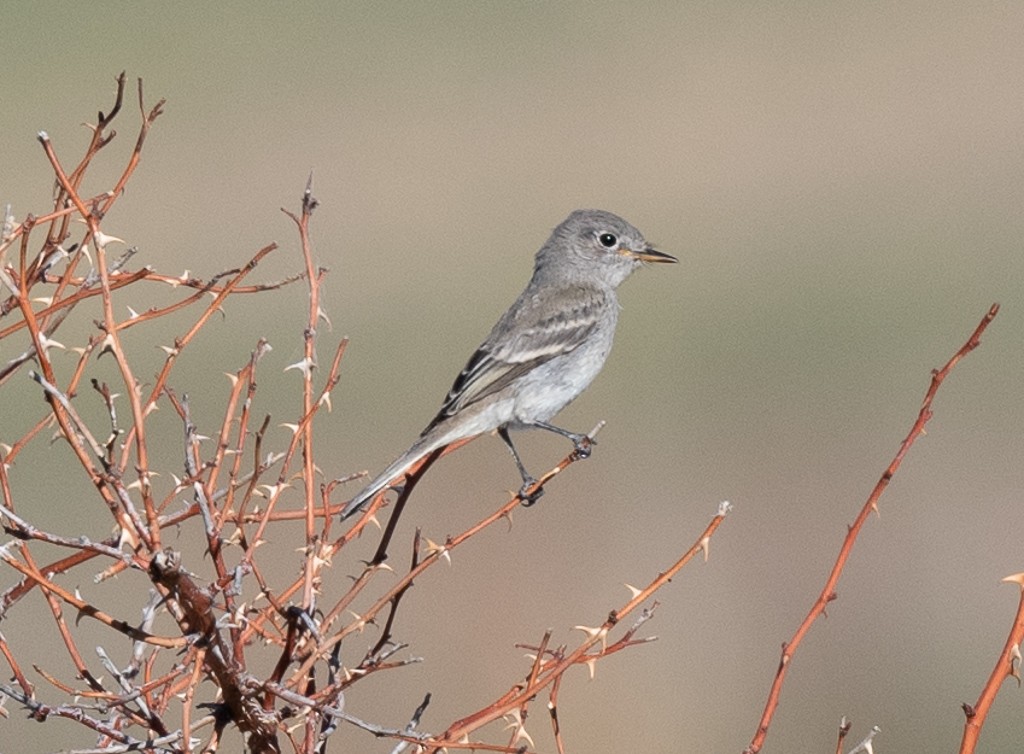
xmin=529 ymin=420 xmax=595 ymax=459
xmin=498 ymin=426 xmax=543 ymax=505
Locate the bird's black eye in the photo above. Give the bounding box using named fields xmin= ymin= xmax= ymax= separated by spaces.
xmin=598 ymin=233 xmax=618 ymax=248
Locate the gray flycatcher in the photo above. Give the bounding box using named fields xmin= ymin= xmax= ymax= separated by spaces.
xmin=340 ymin=209 xmax=675 ymax=519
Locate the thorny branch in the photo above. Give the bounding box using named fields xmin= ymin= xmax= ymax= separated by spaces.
xmin=743 ymin=303 xmax=999 ymax=754
xmin=0 ymin=74 xmax=1007 ymax=754
xmin=959 ymin=570 xmax=1024 ymax=753
xmin=0 ymin=76 xmax=727 ymax=754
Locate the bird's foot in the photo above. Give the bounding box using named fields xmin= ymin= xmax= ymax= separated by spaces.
xmin=519 ymin=478 xmax=544 ymax=506
xmin=571 ymin=434 xmax=595 ymax=459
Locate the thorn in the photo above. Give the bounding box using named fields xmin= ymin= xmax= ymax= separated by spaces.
xmin=75 ymin=220 xmax=124 ymax=250
xmin=284 ymin=357 xmax=316 ymax=377
xmin=97 ymin=332 xmax=116 ymax=357
xmin=347 ymin=611 xmax=367 ymax=633
xmin=423 ymin=537 xmax=451 ymax=565
xmin=624 ymin=583 xmax=642 ymax=599
xmin=573 ymin=624 xmax=608 ymax=652
xmin=502 ymin=709 xmax=534 ymax=748
xmin=92 ymin=230 xmax=125 ymax=249
xmin=1002 ymin=572 xmax=1024 ymax=589
xmin=36 ymin=333 xmax=65 ymax=354
xmin=847 ymin=724 xmax=880 ymax=754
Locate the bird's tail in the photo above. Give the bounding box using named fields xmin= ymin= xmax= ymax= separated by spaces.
xmin=340 ymin=435 xmax=441 ymax=520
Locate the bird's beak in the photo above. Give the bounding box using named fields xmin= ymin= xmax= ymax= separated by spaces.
xmin=628 ymin=246 xmax=677 ymax=264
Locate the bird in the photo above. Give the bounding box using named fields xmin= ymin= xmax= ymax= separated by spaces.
xmin=340 ymin=209 xmax=676 ymax=520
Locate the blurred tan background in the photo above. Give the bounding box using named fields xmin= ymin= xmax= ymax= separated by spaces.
xmin=3 ymin=2 xmax=1023 ymax=751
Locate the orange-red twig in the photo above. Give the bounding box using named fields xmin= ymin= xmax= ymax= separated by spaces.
xmin=432 ymin=502 xmax=730 ymax=750
xmin=959 ymin=573 xmax=1024 ymax=753
xmin=744 ymin=303 xmax=999 ymax=754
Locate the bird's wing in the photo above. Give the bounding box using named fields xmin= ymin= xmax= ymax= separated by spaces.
xmin=423 ymin=285 xmax=608 ymax=432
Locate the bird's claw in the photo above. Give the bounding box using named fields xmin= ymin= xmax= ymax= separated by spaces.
xmin=519 ymin=479 xmax=544 ymax=506
xmin=572 ymin=435 xmax=595 ymax=459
